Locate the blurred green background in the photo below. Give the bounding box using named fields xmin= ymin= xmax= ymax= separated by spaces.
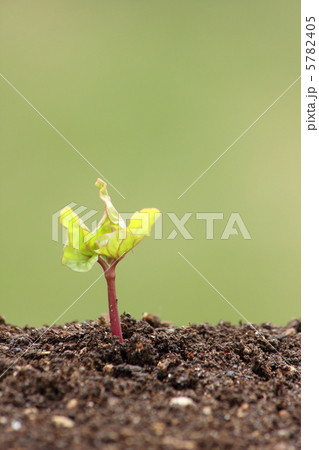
xmin=0 ymin=1 xmax=300 ymax=327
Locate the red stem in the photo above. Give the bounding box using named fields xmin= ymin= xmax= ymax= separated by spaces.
xmin=98 ymin=259 xmax=123 ymax=343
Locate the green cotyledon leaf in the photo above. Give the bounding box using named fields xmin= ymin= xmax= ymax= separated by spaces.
xmin=60 ymin=179 xmax=160 ymax=272
xmin=61 ymin=245 xmax=98 ymax=272
xmin=95 ymin=229 xmax=139 ymax=259
xmin=128 ymin=208 xmax=160 ymax=236
xmin=84 ymin=179 xmax=126 ymax=252
xmin=95 ymin=178 xmax=126 ymax=231
xmin=95 ymin=208 xmax=160 ymax=259
xmin=60 ymin=206 xmax=92 ymax=256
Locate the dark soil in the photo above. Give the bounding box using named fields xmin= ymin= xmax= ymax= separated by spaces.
xmin=0 ymin=314 xmax=300 ymax=450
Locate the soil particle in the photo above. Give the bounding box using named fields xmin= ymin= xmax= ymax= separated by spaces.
xmin=169 ymin=396 xmax=195 ymax=408
xmin=0 ymin=314 xmax=300 ymax=449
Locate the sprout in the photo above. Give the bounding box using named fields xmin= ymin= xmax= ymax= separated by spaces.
xmin=60 ymin=178 xmax=160 ymax=342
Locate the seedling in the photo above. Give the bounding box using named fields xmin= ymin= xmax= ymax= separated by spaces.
xmin=60 ymin=179 xmax=159 ymax=342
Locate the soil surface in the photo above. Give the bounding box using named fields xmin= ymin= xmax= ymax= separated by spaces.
xmin=0 ymin=314 xmax=300 ymax=450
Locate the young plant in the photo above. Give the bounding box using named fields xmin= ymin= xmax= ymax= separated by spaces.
xmin=60 ymin=179 xmax=159 ymax=343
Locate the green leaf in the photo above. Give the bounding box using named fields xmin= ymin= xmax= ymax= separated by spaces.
xmin=82 ymin=179 xmax=127 ymax=253
xmin=60 ymin=207 xmax=92 ymax=256
xmin=95 ymin=229 xmax=138 ymax=259
xmin=61 ymin=245 xmax=98 ymax=272
xmin=95 ymin=178 xmax=126 ymax=231
xmin=128 ymin=208 xmax=160 ymax=236
xmin=96 ymin=208 xmax=160 ymax=259
xmin=60 ymin=180 xmax=160 ymax=272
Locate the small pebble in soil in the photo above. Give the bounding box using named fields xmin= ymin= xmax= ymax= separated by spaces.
xmin=151 ymin=422 xmax=165 ymax=436
xmin=66 ymin=399 xmax=78 ymax=410
xmin=11 ymin=420 xmax=22 ymax=431
xmin=237 ymin=403 xmax=249 ymax=418
xmin=202 ymin=406 xmax=212 ymax=416
xmin=52 ymin=415 xmax=74 ymax=428
xmin=278 ymin=410 xmax=290 ymax=419
xmin=278 ymin=328 xmax=297 ymax=339
xmin=163 ymin=437 xmax=196 ymax=450
xmin=169 ymin=397 xmax=195 ymax=408
xmin=103 ymin=363 xmax=114 ymax=375
xmin=23 ymin=408 xmax=38 ymax=417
